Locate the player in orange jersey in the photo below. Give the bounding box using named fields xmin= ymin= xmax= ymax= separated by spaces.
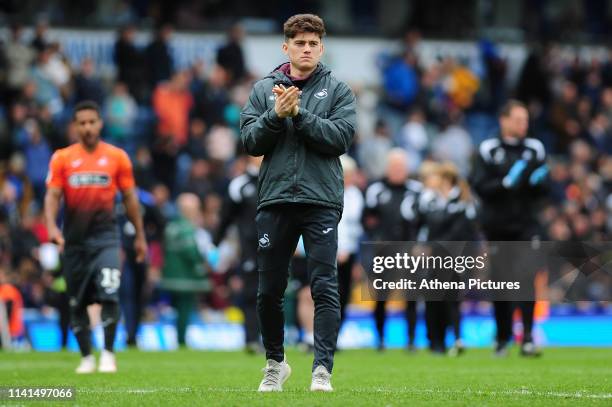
xmin=44 ymin=100 xmax=147 ymax=374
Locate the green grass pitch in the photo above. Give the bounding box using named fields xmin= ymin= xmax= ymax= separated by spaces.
xmin=1 ymin=347 xmax=611 ymax=406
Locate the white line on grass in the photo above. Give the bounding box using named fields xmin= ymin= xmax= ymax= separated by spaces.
xmin=77 ymin=387 xmax=612 ymax=399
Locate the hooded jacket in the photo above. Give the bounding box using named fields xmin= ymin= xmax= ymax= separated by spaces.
xmin=240 ymin=62 xmax=356 ymax=211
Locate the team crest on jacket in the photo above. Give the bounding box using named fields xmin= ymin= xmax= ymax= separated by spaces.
xmin=314 ymin=88 xmax=328 ymax=99
xmin=258 ymin=233 xmax=271 ymax=248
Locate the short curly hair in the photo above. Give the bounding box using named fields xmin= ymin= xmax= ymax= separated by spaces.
xmin=283 ymin=14 xmax=326 ymax=40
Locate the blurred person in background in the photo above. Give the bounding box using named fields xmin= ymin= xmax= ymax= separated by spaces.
xmin=217 ymin=23 xmax=248 ymax=85
xmin=20 ymin=119 xmax=52 ymax=204
xmin=29 ymin=45 xmax=63 ymax=116
xmin=214 ymin=155 xmax=262 ymax=353
xmin=1 ymin=153 xmax=34 ymax=224
xmin=160 ymin=193 xmax=210 ymax=347
xmin=357 ymin=119 xmax=393 ymax=181
xmin=118 ymin=188 xmax=161 ymax=347
xmin=73 ymin=58 xmax=105 ymax=106
xmin=417 ymin=161 xmax=478 ymax=355
xmin=378 ymin=49 xmax=421 ymax=140
xmin=104 ymin=82 xmax=138 ymax=153
xmin=114 ymin=25 xmax=147 ymax=103
xmin=362 ymin=148 xmax=421 ymax=352
xmin=430 ymin=108 xmax=473 ymax=176
xmin=0 ymin=267 xmax=24 ymax=348
xmin=337 ymin=155 xmax=363 ymax=328
xmin=470 ymin=99 xmax=549 ymax=357
xmin=30 ymin=19 xmax=49 ymax=53
xmin=152 ymin=70 xmax=194 ymax=189
xmin=2 ymin=23 xmax=35 ymax=108
xmin=146 ymin=23 xmax=175 ymax=89
xmin=398 ymin=108 xmax=428 ymax=172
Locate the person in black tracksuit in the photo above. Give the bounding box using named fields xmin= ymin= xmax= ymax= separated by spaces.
xmin=118 ymin=188 xmax=165 ymax=346
xmin=363 ymin=149 xmax=422 ymax=351
xmin=214 ymin=156 xmax=262 ymax=353
xmin=416 ymin=162 xmax=478 ymax=354
xmin=470 ymin=100 xmax=548 ymax=357
xmin=240 ymin=14 xmax=356 ymax=388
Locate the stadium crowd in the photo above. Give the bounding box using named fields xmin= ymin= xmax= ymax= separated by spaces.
xmin=0 ymin=21 xmax=610 ymax=347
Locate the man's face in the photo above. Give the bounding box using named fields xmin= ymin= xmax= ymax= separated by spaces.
xmin=386 ymin=154 xmax=408 ymax=185
xmin=500 ymin=106 xmax=529 ymax=139
xmin=74 ymin=109 xmax=103 ymax=148
xmin=283 ymin=32 xmax=323 ymax=73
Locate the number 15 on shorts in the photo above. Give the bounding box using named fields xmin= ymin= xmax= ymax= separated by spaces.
xmin=100 ymin=267 xmax=121 ymax=294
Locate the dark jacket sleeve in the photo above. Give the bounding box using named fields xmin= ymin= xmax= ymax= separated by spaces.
xmin=240 ymin=82 xmax=285 ymax=156
xmin=292 ymin=82 xmax=356 ymax=156
xmin=470 ymin=153 xmax=505 ymax=199
xmin=213 ymin=192 xmax=241 ymax=246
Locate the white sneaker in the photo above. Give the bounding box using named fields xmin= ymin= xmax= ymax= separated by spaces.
xmin=75 ymin=355 xmax=96 ymax=374
xmin=310 ymin=365 xmax=333 ymax=392
xmin=258 ymin=356 xmax=291 ymax=392
xmin=98 ymin=350 xmax=117 ymax=373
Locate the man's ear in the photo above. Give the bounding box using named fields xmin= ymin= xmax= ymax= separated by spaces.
xmin=282 ymin=41 xmax=288 ymax=55
xmin=320 ymin=42 xmax=324 ymax=56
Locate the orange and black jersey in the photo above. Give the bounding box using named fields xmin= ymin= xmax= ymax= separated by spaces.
xmin=46 ymin=141 xmax=135 ymax=245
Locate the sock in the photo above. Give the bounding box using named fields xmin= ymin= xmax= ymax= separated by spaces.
xmin=70 ymin=306 xmax=91 ymax=357
xmin=304 ymin=331 xmax=314 ymax=346
xmin=101 ymin=301 xmax=120 ymax=352
xmin=74 ymin=328 xmax=92 ymax=357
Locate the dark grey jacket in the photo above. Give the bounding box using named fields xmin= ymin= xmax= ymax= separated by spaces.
xmin=240 ymin=63 xmax=356 ymax=211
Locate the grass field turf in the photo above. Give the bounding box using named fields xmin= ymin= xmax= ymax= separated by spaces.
xmin=1 ymin=347 xmax=611 ymax=406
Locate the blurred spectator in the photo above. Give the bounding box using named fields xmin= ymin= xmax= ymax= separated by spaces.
xmin=431 ymin=109 xmax=473 ymax=176
xmin=1 ymin=153 xmax=34 ymax=223
xmin=153 ymin=70 xmax=193 ymax=147
xmin=133 ymin=146 xmax=157 ymax=191
xmin=185 ymin=118 xmax=208 ymax=160
xmin=549 ymin=80 xmax=580 ymax=153
xmin=0 ymin=267 xmax=25 ymax=344
xmin=30 ymin=20 xmax=50 ymax=53
xmin=217 ymin=23 xmax=248 ymax=85
xmin=379 ymin=50 xmax=421 ymax=138
xmin=104 ymin=82 xmax=137 ymax=148
xmin=114 ymin=25 xmax=147 ymax=102
xmin=183 ymin=159 xmax=213 ymax=202
xmin=20 ymin=120 xmax=52 ymax=203
xmin=444 ymin=57 xmax=480 ymax=110
xmin=191 ymin=64 xmax=231 ymax=127
xmin=29 ymin=47 xmax=63 ymax=115
xmin=398 ymin=108 xmax=428 ymax=172
xmin=160 ymin=193 xmax=210 ymax=346
xmin=146 ymin=24 xmax=175 ymax=88
xmin=41 ymin=43 xmax=71 ymax=90
xmin=358 ymin=119 xmax=393 ymax=180
xmin=205 ymin=124 xmax=236 ymax=162
xmin=73 ymin=58 xmax=105 ymax=106
xmin=3 ymin=24 xmax=35 ymax=107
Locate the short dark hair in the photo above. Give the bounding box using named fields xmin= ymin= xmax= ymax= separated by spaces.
xmin=283 ymin=14 xmax=326 ymax=40
xmin=73 ymin=100 xmax=101 ymax=120
xmin=499 ymin=99 xmax=527 ymax=117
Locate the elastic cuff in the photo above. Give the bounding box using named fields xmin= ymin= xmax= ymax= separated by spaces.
xmin=291 ymin=107 xmax=306 ymax=127
xmin=266 ymin=109 xmax=284 ymax=128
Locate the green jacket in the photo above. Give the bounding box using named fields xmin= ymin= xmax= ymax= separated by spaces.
xmin=161 ymin=217 xmax=210 ymax=292
xmin=240 ymin=62 xmax=356 ymax=211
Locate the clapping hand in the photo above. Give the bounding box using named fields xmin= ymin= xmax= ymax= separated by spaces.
xmin=273 ymin=84 xmax=300 ymax=118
